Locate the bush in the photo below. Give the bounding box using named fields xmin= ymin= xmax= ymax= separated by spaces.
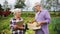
xmin=21 ymin=11 xmax=35 ymax=17
xmin=53 ymin=17 xmax=60 ymax=33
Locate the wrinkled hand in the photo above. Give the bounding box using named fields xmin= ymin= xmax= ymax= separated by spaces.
xmin=18 ymin=26 xmax=24 ymax=29
xmin=36 ymin=22 xmax=42 ymax=27
xmin=14 ymin=25 xmax=18 ymax=29
xmin=32 ymin=20 xmax=36 ymax=23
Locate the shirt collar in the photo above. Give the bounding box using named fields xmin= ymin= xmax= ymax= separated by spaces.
xmin=13 ymin=17 xmax=21 ymax=20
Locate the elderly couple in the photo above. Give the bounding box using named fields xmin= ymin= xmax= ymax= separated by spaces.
xmin=10 ymin=2 xmax=51 ymax=34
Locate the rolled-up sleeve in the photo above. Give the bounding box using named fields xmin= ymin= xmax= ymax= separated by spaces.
xmin=44 ymin=10 xmax=51 ymax=24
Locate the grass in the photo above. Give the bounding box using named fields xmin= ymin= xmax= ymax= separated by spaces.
xmin=0 ymin=12 xmax=60 ymax=34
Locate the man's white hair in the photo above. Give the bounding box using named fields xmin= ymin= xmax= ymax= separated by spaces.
xmin=34 ymin=2 xmax=41 ymax=7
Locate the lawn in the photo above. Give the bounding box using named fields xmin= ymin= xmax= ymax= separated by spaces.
xmin=0 ymin=11 xmax=60 ymax=34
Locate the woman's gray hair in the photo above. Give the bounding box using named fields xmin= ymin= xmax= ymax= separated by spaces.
xmin=13 ymin=8 xmax=22 ymax=15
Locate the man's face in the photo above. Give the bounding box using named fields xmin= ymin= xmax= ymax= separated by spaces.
xmin=34 ymin=5 xmax=41 ymax=12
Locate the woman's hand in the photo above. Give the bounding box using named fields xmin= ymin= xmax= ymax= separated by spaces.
xmin=14 ymin=25 xmax=18 ymax=29
xmin=18 ymin=26 xmax=24 ymax=29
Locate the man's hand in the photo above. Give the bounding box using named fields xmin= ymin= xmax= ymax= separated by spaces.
xmin=36 ymin=22 xmax=42 ymax=27
xmin=36 ymin=21 xmax=46 ymax=27
xmin=31 ymin=19 xmax=36 ymax=23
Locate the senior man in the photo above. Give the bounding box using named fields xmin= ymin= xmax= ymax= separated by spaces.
xmin=33 ymin=2 xmax=51 ymax=34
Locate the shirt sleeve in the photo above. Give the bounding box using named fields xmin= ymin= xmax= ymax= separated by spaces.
xmin=44 ymin=10 xmax=51 ymax=24
xmin=10 ymin=19 xmax=14 ymax=31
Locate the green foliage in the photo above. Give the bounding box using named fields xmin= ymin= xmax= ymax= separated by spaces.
xmin=15 ymin=0 xmax=26 ymax=8
xmin=25 ymin=29 xmax=34 ymax=34
xmin=52 ymin=17 xmax=60 ymax=33
xmin=0 ymin=11 xmax=60 ymax=34
xmin=0 ymin=4 xmax=3 ymax=10
xmin=21 ymin=12 xmax=35 ymax=17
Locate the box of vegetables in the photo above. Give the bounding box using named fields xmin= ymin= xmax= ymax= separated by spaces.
xmin=27 ymin=21 xmax=41 ymax=30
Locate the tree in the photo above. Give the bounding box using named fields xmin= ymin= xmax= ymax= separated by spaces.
xmin=41 ymin=0 xmax=57 ymax=11
xmin=46 ymin=0 xmax=57 ymax=15
xmin=15 ymin=0 xmax=26 ymax=8
xmin=41 ymin=0 xmax=57 ymax=15
xmin=3 ymin=0 xmax=10 ymax=11
xmin=0 ymin=4 xmax=3 ymax=11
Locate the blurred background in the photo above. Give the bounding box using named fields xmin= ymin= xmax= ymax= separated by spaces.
xmin=0 ymin=0 xmax=60 ymax=34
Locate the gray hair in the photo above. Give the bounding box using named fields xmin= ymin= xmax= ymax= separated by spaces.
xmin=34 ymin=2 xmax=41 ymax=7
xmin=13 ymin=8 xmax=22 ymax=15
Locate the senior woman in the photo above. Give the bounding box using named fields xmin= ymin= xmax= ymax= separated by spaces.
xmin=10 ymin=8 xmax=26 ymax=34
xmin=33 ymin=2 xmax=51 ymax=34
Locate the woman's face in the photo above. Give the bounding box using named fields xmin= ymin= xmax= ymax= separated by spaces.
xmin=15 ymin=11 xmax=21 ymax=18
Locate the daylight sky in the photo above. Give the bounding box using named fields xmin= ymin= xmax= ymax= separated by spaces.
xmin=0 ymin=0 xmax=41 ymax=6
xmin=0 ymin=0 xmax=16 ymax=5
xmin=0 ymin=0 xmax=41 ymax=11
